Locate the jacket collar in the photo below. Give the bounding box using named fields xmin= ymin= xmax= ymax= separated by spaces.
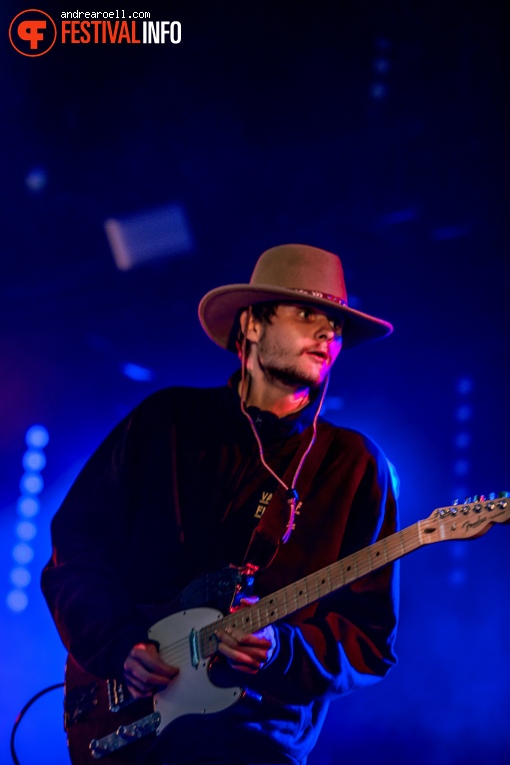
xmin=227 ymin=370 xmax=324 ymax=442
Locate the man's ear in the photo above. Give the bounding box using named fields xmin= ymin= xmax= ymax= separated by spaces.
xmin=239 ymin=308 xmax=261 ymax=343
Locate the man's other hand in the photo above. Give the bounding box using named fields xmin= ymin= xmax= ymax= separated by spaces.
xmin=215 ymin=625 xmax=276 ymax=674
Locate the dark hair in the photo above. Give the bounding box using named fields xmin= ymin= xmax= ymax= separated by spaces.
xmin=235 ymin=301 xmax=279 ymax=357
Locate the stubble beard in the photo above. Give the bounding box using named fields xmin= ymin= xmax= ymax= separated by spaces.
xmin=257 ymin=335 xmax=323 ymax=390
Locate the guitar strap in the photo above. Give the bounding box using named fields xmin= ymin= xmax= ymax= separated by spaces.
xmin=242 ymin=422 xmax=335 ymax=571
xmin=152 ymin=426 xmax=336 ymax=616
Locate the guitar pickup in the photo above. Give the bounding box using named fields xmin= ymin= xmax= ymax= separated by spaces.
xmin=107 ymin=678 xmax=131 ymax=712
xmin=89 ymin=712 xmax=161 ymax=758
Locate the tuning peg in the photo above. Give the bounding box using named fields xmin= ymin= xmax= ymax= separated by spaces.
xmin=498 ymin=491 xmax=509 ymax=498
xmin=452 ymin=499 xmax=459 ymax=505
xmin=479 ymin=495 xmax=486 ymax=501
xmin=472 ymin=495 xmax=479 ymax=502
xmin=489 ymin=492 xmax=496 ymax=500
xmin=465 ymin=497 xmax=472 ymax=504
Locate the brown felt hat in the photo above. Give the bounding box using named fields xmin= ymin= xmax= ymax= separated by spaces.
xmin=198 ymin=244 xmax=393 ymax=351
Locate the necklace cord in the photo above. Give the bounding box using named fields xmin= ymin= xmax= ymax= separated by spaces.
xmin=239 ymin=310 xmax=329 ymax=543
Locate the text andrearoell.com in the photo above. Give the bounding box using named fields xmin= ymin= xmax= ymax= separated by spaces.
xmin=60 ymin=10 xmax=150 ymax=19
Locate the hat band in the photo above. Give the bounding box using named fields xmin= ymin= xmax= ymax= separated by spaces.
xmin=290 ymin=288 xmax=347 ymax=306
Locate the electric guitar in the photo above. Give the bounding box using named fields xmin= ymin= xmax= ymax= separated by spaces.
xmin=65 ymin=494 xmax=509 ymax=764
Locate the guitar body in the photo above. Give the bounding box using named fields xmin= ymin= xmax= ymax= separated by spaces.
xmin=65 ymin=656 xmax=154 ymax=765
xmin=63 ymin=495 xmax=509 ymax=764
xmin=66 ymin=608 xmax=242 ymax=765
xmin=149 ymin=607 xmax=242 ymax=725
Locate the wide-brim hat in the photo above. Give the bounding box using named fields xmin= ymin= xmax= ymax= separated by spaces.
xmin=198 ymin=244 xmax=393 ymax=351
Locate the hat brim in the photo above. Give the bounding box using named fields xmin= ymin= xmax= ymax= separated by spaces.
xmin=198 ymin=283 xmax=393 ymax=351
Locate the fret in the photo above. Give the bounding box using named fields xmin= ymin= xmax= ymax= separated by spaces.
xmin=249 ymin=609 xmax=258 ymax=631
xmin=263 ymin=594 xmax=278 ymax=626
xmin=408 ymin=526 xmax=417 ymax=553
xmin=198 ymin=627 xmax=205 ymax=658
xmin=334 ymin=560 xmax=345 ymax=590
xmin=382 ymin=537 xmax=389 ymax=563
xmin=362 ymin=546 xmax=371 ymax=576
xmin=307 ymin=573 xmax=316 ymax=602
xmin=291 ymin=581 xmax=305 ymax=610
xmin=281 ymin=584 xmax=289 ymax=620
xmin=239 ymin=607 xmax=256 ymax=633
xmin=200 ymin=624 xmax=217 ymax=659
xmin=410 ymin=523 xmax=421 ymax=551
xmin=341 ymin=554 xmax=358 ymax=586
xmin=314 ymin=570 xmax=328 ymax=600
xmin=370 ymin=539 xmax=385 ymax=570
xmin=326 ymin=564 xmax=333 ymax=595
xmin=228 ymin=612 xmax=240 ymax=630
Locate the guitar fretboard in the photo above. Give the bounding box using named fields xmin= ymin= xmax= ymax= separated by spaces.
xmin=198 ymin=519 xmax=428 ymax=659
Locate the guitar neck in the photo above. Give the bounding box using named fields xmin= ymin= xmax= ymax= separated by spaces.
xmin=198 ymin=520 xmax=427 ymax=658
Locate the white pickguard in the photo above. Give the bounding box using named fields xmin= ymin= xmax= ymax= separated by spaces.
xmin=148 ymin=607 xmax=242 ymax=734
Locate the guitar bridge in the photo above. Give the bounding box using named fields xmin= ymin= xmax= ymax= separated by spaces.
xmin=89 ymin=712 xmax=161 ymax=759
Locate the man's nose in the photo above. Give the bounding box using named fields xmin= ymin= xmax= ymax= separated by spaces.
xmin=315 ymin=318 xmax=335 ymax=340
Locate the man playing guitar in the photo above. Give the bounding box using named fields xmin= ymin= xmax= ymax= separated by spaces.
xmin=42 ymin=244 xmax=399 ymax=764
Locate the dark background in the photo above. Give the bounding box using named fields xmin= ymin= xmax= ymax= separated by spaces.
xmin=1 ymin=2 xmax=509 ymax=764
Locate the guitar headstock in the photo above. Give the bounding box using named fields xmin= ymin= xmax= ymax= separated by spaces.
xmin=420 ymin=493 xmax=510 ymax=543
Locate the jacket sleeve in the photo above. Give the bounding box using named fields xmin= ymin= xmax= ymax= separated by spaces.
xmin=245 ymin=441 xmax=399 ymax=705
xmin=40 ymin=408 xmax=154 ymax=680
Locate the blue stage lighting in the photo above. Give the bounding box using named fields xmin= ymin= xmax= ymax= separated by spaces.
xmin=25 ymin=425 xmax=49 ymax=448
xmin=449 ymin=569 xmax=467 ymax=586
xmin=455 ymin=433 xmax=471 ymax=448
xmin=6 ymin=590 xmax=28 ymax=612
xmin=9 ymin=424 xmax=48 ymax=614
xmin=16 ymin=521 xmax=37 ymax=541
xmin=10 ymin=567 xmax=31 ymax=588
xmin=19 ymin=473 xmax=44 ymax=495
xmin=25 ymin=167 xmax=48 ymax=193
xmin=12 ymin=543 xmax=34 ymax=565
xmin=370 ymin=83 xmax=387 ymax=99
xmin=17 ymin=496 xmax=40 ymax=517
xmin=451 ymin=543 xmax=467 ymax=559
xmin=22 ymin=449 xmax=47 ymax=471
xmin=431 ymin=225 xmax=470 ymax=241
xmin=457 ymin=377 xmax=473 ymax=394
xmin=456 ymin=405 xmax=472 ymax=421
xmin=454 ymin=459 xmax=469 ymax=476
xmin=374 ymin=58 xmax=390 ymax=73
xmin=121 ymin=362 xmax=154 ymax=381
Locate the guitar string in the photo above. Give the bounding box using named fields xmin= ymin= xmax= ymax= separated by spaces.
xmin=154 ymin=508 xmax=496 ymax=666
xmin=155 ymin=527 xmax=422 ymax=665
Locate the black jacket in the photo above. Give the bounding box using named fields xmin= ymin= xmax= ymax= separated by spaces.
xmin=41 ymin=378 xmax=399 ymax=764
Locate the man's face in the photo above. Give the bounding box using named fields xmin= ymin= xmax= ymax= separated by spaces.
xmin=249 ymin=303 xmax=343 ymax=389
